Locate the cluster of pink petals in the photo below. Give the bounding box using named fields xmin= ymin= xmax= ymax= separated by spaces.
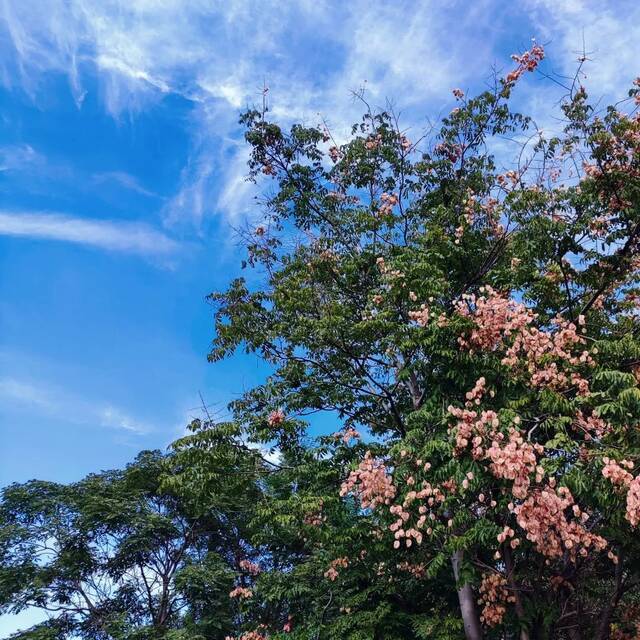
xmin=390 ymin=504 xmax=424 ymax=548
xmin=399 ymin=134 xmax=412 ymax=150
xmin=448 ymin=403 xmax=500 ymax=458
xmin=388 ymin=478 xmax=446 ymax=547
xmin=324 ymin=557 xmax=349 ymax=581
xmin=328 ymin=145 xmax=341 ymax=162
xmin=225 ymin=632 xmax=267 ymax=640
xmin=229 ymin=586 xmax=253 ymax=599
xmin=303 ymin=499 xmax=326 ymax=526
xmin=267 ymin=409 xmax=285 ymax=426
xmin=602 ymin=457 xmax=640 ymax=527
xmin=455 ymin=286 xmax=534 ymax=353
xmin=408 ymin=304 xmax=431 ymax=326
xmin=434 ymin=141 xmax=463 ymax=162
xmin=336 ymin=426 xmax=361 ymax=444
xmin=340 ymin=451 xmax=396 ymax=509
xmin=456 ymin=287 xmax=593 ymax=394
xmin=454 ymin=191 xmax=479 ymax=244
xmin=486 ymin=428 xmax=543 ymax=499
xmin=505 ymin=43 xmax=544 ymax=84
xmin=628 ymin=478 xmax=640 ymax=527
xmin=603 ymin=457 xmax=634 ymax=486
xmin=396 ymin=561 xmax=428 ymax=578
xmin=478 ymin=572 xmax=515 ymax=627
xmin=513 ymin=484 xmax=607 ymax=560
xmin=365 ymin=133 xmax=383 ymax=150
xmin=574 ymin=410 xmax=611 ymax=440
xmin=378 ymin=192 xmax=398 ymax=217
xmin=465 ymin=376 xmax=487 ymax=406
xmin=239 ymin=559 xmax=262 ymax=576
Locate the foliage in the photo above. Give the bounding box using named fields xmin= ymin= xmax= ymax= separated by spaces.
xmin=0 ymin=451 xmax=236 ymax=639
xmin=205 ymin=46 xmax=640 ymax=639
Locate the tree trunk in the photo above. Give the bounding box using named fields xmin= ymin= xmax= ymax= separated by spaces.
xmin=503 ymin=545 xmax=530 ymax=640
xmin=595 ymin=553 xmax=624 ymax=640
xmin=451 ymin=550 xmax=483 ymax=640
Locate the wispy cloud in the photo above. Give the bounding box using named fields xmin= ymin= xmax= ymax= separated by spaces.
xmin=91 ymin=171 xmax=160 ymax=199
xmin=0 ymin=210 xmax=179 ymax=256
xmin=527 ymin=0 xmax=640 ymax=96
xmin=0 ymin=143 xmax=46 ymax=172
xmin=1 ymin=0 xmax=638 ymax=228
xmin=0 ymin=376 xmax=152 ymax=435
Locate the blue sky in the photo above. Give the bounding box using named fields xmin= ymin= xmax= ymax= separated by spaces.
xmin=1 ymin=0 xmax=639 ymax=488
xmin=1 ymin=0 xmax=639 ymax=635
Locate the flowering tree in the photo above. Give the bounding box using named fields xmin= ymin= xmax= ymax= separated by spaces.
xmin=209 ymin=46 xmax=640 ymax=639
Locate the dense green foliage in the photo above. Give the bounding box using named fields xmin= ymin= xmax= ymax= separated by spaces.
xmin=0 ymin=450 xmax=237 ymax=639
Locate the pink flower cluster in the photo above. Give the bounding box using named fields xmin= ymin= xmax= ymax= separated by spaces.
xmin=486 ymin=428 xmax=543 ymax=499
xmin=478 ymin=572 xmax=515 ymax=627
xmin=513 ymin=484 xmax=607 ymax=560
xmin=303 ymin=499 xmax=326 ymax=526
xmin=267 ymin=409 xmax=285 ymax=426
xmin=225 ymin=632 xmax=266 ymax=640
xmin=408 ymin=304 xmax=430 ymax=326
xmin=603 ymin=457 xmax=634 ymax=486
xmin=239 ymin=559 xmax=262 ymax=576
xmin=505 ymin=43 xmax=544 ymax=84
xmin=388 ymin=477 xmax=447 ymax=547
xmin=335 ymin=426 xmax=361 ymax=444
xmin=399 ymin=134 xmax=412 ymax=150
xmin=455 ymin=286 xmax=534 ymax=353
xmin=340 ymin=451 xmax=397 ymax=509
xmin=454 ymin=191 xmax=478 ymax=243
xmin=324 ymin=556 xmax=349 ymax=581
xmin=465 ymin=376 xmax=488 ymax=406
xmin=378 ymin=192 xmax=398 ymax=217
xmin=574 ymin=410 xmax=611 ymax=440
xmin=448 ymin=403 xmax=500 ymax=458
xmin=602 ymin=457 xmax=640 ymax=527
xmin=456 ymin=287 xmax=593 ymax=394
xmin=229 ymin=586 xmax=253 ymax=599
xmin=328 ymin=146 xmax=341 ymax=162
xmin=628 ymin=478 xmax=640 ymax=527
xmin=396 ymin=561 xmax=427 ymax=578
xmin=434 ymin=141 xmax=463 ymax=162
xmin=365 ymin=133 xmax=382 ymax=150
xmin=390 ymin=504 xmax=424 ymax=548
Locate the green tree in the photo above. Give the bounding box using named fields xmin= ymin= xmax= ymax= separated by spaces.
xmin=206 ymin=46 xmax=640 ymax=639
xmin=0 ymin=450 xmax=237 ymax=639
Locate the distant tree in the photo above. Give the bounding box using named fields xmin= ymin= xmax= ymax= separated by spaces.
xmin=207 ymin=45 xmax=640 ymax=639
xmin=0 ymin=450 xmax=240 ymax=639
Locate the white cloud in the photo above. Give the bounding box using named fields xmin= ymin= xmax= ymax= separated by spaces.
xmin=0 ymin=0 xmax=494 ymax=229
xmin=0 ymin=377 xmax=56 ymax=411
xmin=0 ymin=376 xmax=152 ymax=435
xmin=1 ymin=0 xmax=638 ymax=231
xmin=99 ymin=405 xmax=150 ymax=434
xmin=0 ymin=144 xmax=46 ymax=172
xmin=0 ymin=210 xmax=179 ymax=256
xmin=91 ymin=171 xmax=159 ymax=198
xmin=526 ymin=0 xmax=640 ymax=97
